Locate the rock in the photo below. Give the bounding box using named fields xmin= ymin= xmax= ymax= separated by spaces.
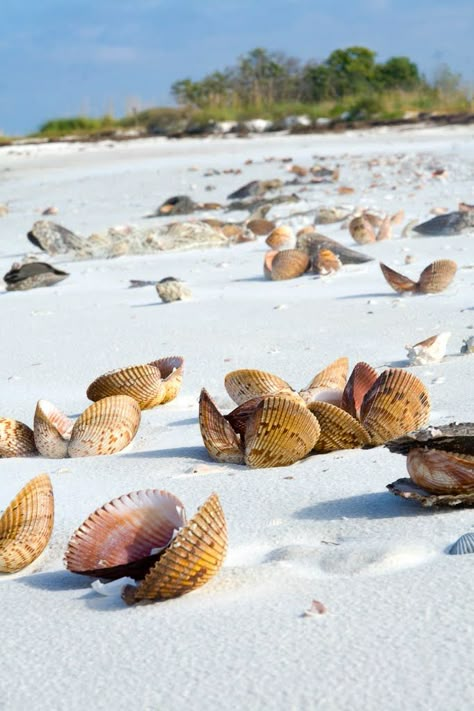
xmin=155 ymin=277 xmax=192 ymax=303
xmin=27 ymin=221 xmax=84 ymax=254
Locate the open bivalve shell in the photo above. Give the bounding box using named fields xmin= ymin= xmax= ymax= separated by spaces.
xmin=264 ymin=249 xmax=310 ymax=280
xmin=341 ymin=362 xmax=378 ymax=419
xmin=0 ymin=417 xmax=37 ymax=457
xmin=308 ymin=401 xmax=370 ymax=453
xmin=406 ymin=448 xmax=474 ymax=495
xmin=380 ymin=260 xmax=457 ymax=295
xmin=299 ymin=357 xmax=349 ymax=406
xmin=0 ymin=474 xmax=54 ymax=573
xmin=379 ymin=263 xmax=417 ymax=293
xmin=224 ymin=369 xmax=294 ymax=406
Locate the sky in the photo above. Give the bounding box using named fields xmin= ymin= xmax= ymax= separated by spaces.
xmin=1 ymin=0 xmax=473 ymax=135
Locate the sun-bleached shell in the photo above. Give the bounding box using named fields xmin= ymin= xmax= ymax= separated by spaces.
xmin=416 ymin=259 xmax=457 ymax=294
xmin=380 ymin=263 xmax=417 ymax=293
xmin=224 ymin=369 xmax=293 ymax=406
xmin=308 ymin=401 xmax=370 ymax=453
xmin=0 ymin=417 xmax=37 ymax=457
xmin=122 ymin=493 xmax=227 ymax=603
xmin=65 ymin=489 xmax=186 ymax=579
xmin=341 ymin=362 xmax=379 ymax=419
xmin=0 ymin=474 xmax=54 ymax=573
xmin=449 ymin=532 xmax=474 ymax=555
xmin=265 ymin=248 xmax=310 ymax=280
xmin=155 ymin=278 xmax=192 ymax=303
xmin=349 ymin=216 xmax=376 ymax=245
xmin=34 ymin=400 xmax=74 ymax=458
xmin=406 ymin=448 xmax=474 ymax=494
xmin=199 ymin=389 xmax=244 ymax=464
xmin=405 ymin=332 xmax=451 ymax=365
xmin=299 ymin=357 xmax=349 ymax=406
xmin=265 ymin=226 xmax=295 ymax=250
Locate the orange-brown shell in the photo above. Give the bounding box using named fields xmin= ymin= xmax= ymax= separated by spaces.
xmin=67 ymin=395 xmax=141 ymax=457
xmin=266 ymin=249 xmax=310 ymax=280
xmin=33 ymin=400 xmax=74 ymax=458
xmin=390 ymin=209 xmax=405 ymax=225
xmin=313 ymin=249 xmax=342 ymax=274
xmin=349 ymin=216 xmax=376 ymax=245
xmin=341 ymin=362 xmax=379 ymax=419
xmin=265 ymin=225 xmax=294 ymax=250
xmin=406 ymin=448 xmax=474 ymax=494
xmin=87 ymin=362 xmax=165 ymax=409
xmin=198 ymin=389 xmax=244 ymax=464
xmin=299 ymin=357 xmax=349 ymax=406
xmin=155 ymin=356 xmax=184 ymax=404
xmin=0 ymin=418 xmax=37 ymax=458
xmin=380 ymin=263 xmax=417 ymax=293
xmin=246 ymin=218 xmax=276 ymax=236
xmin=308 ymin=401 xmax=370 ymax=453
xmin=224 ymin=369 xmax=293 ymax=406
xmin=416 ymin=259 xmax=457 ymax=294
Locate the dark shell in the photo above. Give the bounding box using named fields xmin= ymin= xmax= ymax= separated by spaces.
xmin=386 ymin=478 xmax=474 ymax=507
xmin=4 ymin=262 xmax=69 ymax=291
xmin=413 ymin=211 xmax=474 ymax=236
xmin=385 ymin=423 xmax=474 ymax=456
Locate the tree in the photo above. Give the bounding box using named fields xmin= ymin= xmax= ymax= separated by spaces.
xmin=325 ymin=47 xmax=377 ymax=97
xmin=375 ymin=57 xmax=421 ymax=90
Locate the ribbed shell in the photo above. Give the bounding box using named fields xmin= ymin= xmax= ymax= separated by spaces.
xmin=349 ymin=216 xmax=376 ymax=245
xmin=341 ymin=362 xmax=379 ymax=419
xmin=224 ymin=369 xmax=293 ymax=406
xmin=360 ymin=369 xmax=431 ymax=445
xmin=299 ymin=357 xmax=349 ymax=406
xmin=449 ymin=533 xmax=474 ymax=555
xmin=267 ymin=249 xmax=310 ymax=280
xmin=246 ymin=219 xmax=276 ymax=236
xmin=380 ymin=263 xmax=417 ymax=293
xmin=416 ymin=259 xmax=457 ymax=294
xmin=154 ymin=356 xmax=184 ymax=404
xmin=0 ymin=474 xmax=54 ymax=573
xmin=65 ymin=489 xmax=186 ymax=579
xmin=34 ymin=400 xmax=73 ymax=458
xmin=225 ymin=397 xmax=263 ymax=439
xmin=87 ymin=361 xmax=166 ymax=409
xmin=244 ymin=394 xmax=320 ymax=468
xmin=265 ymin=226 xmax=295 ymax=250
xmin=122 ymin=493 xmax=227 ymax=603
xmin=314 ymin=249 xmax=342 ymax=274
xmin=68 ymin=395 xmax=141 ymax=458
xmin=198 ymin=389 xmax=244 ymax=464
xmin=407 ymin=448 xmax=474 ymax=494
xmin=386 ymin=477 xmax=474 ymax=507
xmin=0 ymin=418 xmax=38 ymax=457
xmin=263 ymin=250 xmax=278 ymax=279
xmin=308 ymin=401 xmax=370 ymax=453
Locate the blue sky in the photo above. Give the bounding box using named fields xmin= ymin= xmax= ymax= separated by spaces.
xmin=1 ymin=0 xmax=473 ymax=135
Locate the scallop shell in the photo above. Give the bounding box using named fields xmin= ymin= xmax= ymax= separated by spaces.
xmin=416 ymin=259 xmax=457 ymax=294
xmin=67 ymin=395 xmax=141 ymax=458
xmin=0 ymin=474 xmax=54 ymax=573
xmin=266 ymin=249 xmax=310 ymax=280
xmin=65 ymin=489 xmax=186 ymax=579
xmin=386 ymin=478 xmax=474 ymax=507
xmin=224 ymin=369 xmax=293 ymax=406
xmin=265 ymin=226 xmax=295 ymax=250
xmin=360 ymin=369 xmax=431 ymax=445
xmin=406 ymin=448 xmax=474 ymax=494
xmin=0 ymin=418 xmax=37 ymax=457
xmin=341 ymin=362 xmax=378 ymax=419
xmin=244 ymin=394 xmax=320 ymax=468
xmin=376 ymin=216 xmax=392 ymax=241
xmin=122 ymin=493 xmax=227 ymax=604
xmin=405 ymin=332 xmax=451 ymax=366
xmin=263 ymin=250 xmax=278 ymax=279
xmin=154 ymin=356 xmax=184 ymax=404
xmin=198 ymin=389 xmax=244 ymax=464
xmin=34 ymin=400 xmax=74 ymax=458
xmin=87 ymin=361 xmax=166 ymax=409
xmin=449 ymin=533 xmax=474 ymax=555
xmin=308 ymin=401 xmax=370 ymax=453
xmin=313 ymin=249 xmax=342 ymax=274
xmin=349 ymin=216 xmax=376 ymax=245
xmin=299 ymin=357 xmax=349 ymax=406
xmin=380 ymin=263 xmax=417 ymax=293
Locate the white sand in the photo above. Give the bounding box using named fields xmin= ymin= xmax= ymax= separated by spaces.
xmin=0 ymin=126 xmax=473 ymax=711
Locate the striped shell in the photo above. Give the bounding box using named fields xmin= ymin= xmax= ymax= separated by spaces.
xmin=386 ymin=478 xmax=474 ymax=507
xmin=0 ymin=474 xmax=54 ymax=573
xmin=265 ymin=249 xmax=310 ymax=280
xmin=360 ymin=369 xmax=431 ymax=445
xmin=122 ymin=493 xmax=227 ymax=604
xmin=449 ymin=533 xmax=474 ymax=555
xmin=416 ymin=259 xmax=457 ymax=294
xmin=265 ymin=226 xmax=295 ymax=250
xmin=156 ymin=357 xmax=184 ymax=404
xmin=199 ymin=389 xmax=244 ymax=464
xmin=224 ymin=369 xmax=293 ymax=406
xmin=406 ymin=448 xmax=474 ymax=494
xmin=0 ymin=418 xmax=37 ymax=457
xmin=380 ymin=263 xmax=417 ymax=293
xmin=65 ymin=489 xmax=186 ymax=579
xmin=34 ymin=400 xmax=74 ymax=458
xmin=349 ymin=216 xmax=376 ymax=245
xmin=299 ymin=357 xmax=349 ymax=406
xmin=68 ymin=395 xmax=141 ymax=458
xmin=341 ymin=362 xmax=379 ymax=419
xmin=308 ymin=401 xmax=370 ymax=453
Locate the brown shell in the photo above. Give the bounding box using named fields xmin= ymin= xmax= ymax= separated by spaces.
xmin=154 ymin=356 xmax=184 ymax=404
xmin=246 ymin=218 xmax=276 ymax=236
xmin=263 ymin=250 xmax=278 ymax=279
xmin=267 ymin=249 xmax=310 ymax=280
xmin=122 ymin=493 xmax=227 ymax=604
xmin=86 ymin=361 xmax=166 ymax=409
xmin=299 ymin=357 xmax=349 ymax=406
xmin=224 ymin=397 xmax=263 ymax=439
xmin=313 ymin=249 xmax=342 ymax=275
xmin=386 ymin=478 xmax=474 ymax=507
xmin=0 ymin=474 xmax=54 ymax=573
xmin=360 ymin=369 xmax=431 ymax=445
xmin=198 ymin=389 xmax=244 ymax=464
xmin=380 ymin=263 xmax=417 ymax=293
xmin=385 ymin=423 xmax=474 ymax=457
xmin=390 ymin=209 xmax=405 ymax=225
xmin=244 ymin=394 xmax=320 ymax=468
xmin=65 ymin=489 xmax=186 ymax=579
xmin=349 ymin=216 xmax=376 ymax=245
xmin=33 ymin=400 xmax=74 ymax=458
xmin=308 ymin=401 xmax=370 ymax=453
xmin=0 ymin=418 xmax=37 ymax=457
xmin=376 ymin=216 xmax=392 ymax=241
xmin=265 ymin=226 xmax=294 ymax=250
xmin=67 ymin=395 xmax=141 ymax=457
xmin=224 ymin=369 xmax=293 ymax=406
xmin=363 ymin=212 xmax=383 ymax=228
xmin=416 ymin=259 xmax=457 ymax=294
xmin=341 ymin=362 xmax=379 ymax=419
xmin=406 ymin=448 xmax=474 ymax=494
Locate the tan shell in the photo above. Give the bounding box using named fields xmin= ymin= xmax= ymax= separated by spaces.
xmin=265 ymin=226 xmax=295 ymax=250
xmin=266 ymin=249 xmax=310 ymax=280
xmin=199 ymin=389 xmax=244 ymax=464
xmin=313 ymin=249 xmax=342 ymax=274
xmin=360 ymin=369 xmax=431 ymax=445
xmin=380 ymin=263 xmax=417 ymax=293
xmin=122 ymin=493 xmax=227 ymax=603
xmin=244 ymin=394 xmax=320 ymax=468
xmin=363 ymin=212 xmax=384 ymax=228
xmin=299 ymin=357 xmax=349 ymax=406
xmin=68 ymin=395 xmax=141 ymax=458
xmin=0 ymin=418 xmax=37 ymax=457
xmin=390 ymin=209 xmax=405 ymax=225
xmin=376 ymin=216 xmax=392 ymax=241
xmin=34 ymin=400 xmax=74 ymax=458
xmin=349 ymin=216 xmax=376 ymax=245
xmin=341 ymin=362 xmax=379 ymax=419
xmin=155 ymin=356 xmax=184 ymax=404
xmin=155 ymin=280 xmax=192 ymax=303
xmin=406 ymin=448 xmax=474 ymax=494
xmin=0 ymin=474 xmax=54 ymax=573
xmin=224 ymin=369 xmax=293 ymax=405
xmin=263 ymin=250 xmax=278 ymax=279
xmin=416 ymin=259 xmax=457 ymax=294
xmin=65 ymin=489 xmax=186 ymax=579
xmin=308 ymin=401 xmax=370 ymax=453
xmin=246 ymin=219 xmax=276 ymax=236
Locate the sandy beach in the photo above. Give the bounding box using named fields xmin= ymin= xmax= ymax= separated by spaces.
xmin=0 ymin=125 xmax=473 ymax=710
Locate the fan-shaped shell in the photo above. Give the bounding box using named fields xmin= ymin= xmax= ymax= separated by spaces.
xmin=224 ymin=369 xmax=293 ymax=406
xmin=406 ymin=448 xmax=474 ymax=494
xmin=247 ymin=219 xmax=275 ymax=236
xmin=154 ymin=356 xmax=184 ymax=404
xmin=360 ymin=369 xmax=431 ymax=445
xmin=449 ymin=533 xmax=474 ymax=555
xmin=313 ymin=248 xmax=342 ymax=274
xmin=376 ymin=216 xmax=392 ymax=241
xmin=308 ymin=401 xmax=370 ymax=453
xmin=341 ymin=362 xmax=379 ymax=419
xmin=267 ymin=249 xmax=310 ymax=280
xmin=0 ymin=418 xmax=37 ymax=457
xmin=380 ymin=263 xmax=417 ymax=293
xmin=244 ymin=394 xmax=320 ymax=468
xmin=299 ymin=357 xmax=349 ymax=406
xmin=122 ymin=493 xmax=227 ymax=603
xmin=349 ymin=216 xmax=376 ymax=245
xmin=65 ymin=489 xmax=186 ymax=579
xmin=68 ymin=395 xmax=141 ymax=457
xmin=263 ymin=250 xmax=278 ymax=279
xmin=199 ymin=389 xmax=244 ymax=464
xmin=265 ymin=226 xmax=295 ymax=250
xmin=0 ymin=474 xmax=54 ymax=573
xmin=416 ymin=259 xmax=457 ymax=294
xmin=34 ymin=400 xmax=74 ymax=458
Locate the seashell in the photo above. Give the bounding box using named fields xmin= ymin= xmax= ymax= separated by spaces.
xmin=224 ymin=397 xmax=264 ymax=439
xmin=341 ymin=361 xmax=378 ymax=419
xmin=0 ymin=418 xmax=37 ymax=457
xmin=289 ymin=164 xmax=308 ymax=177
xmin=68 ymin=395 xmax=141 ymax=458
xmin=362 ymin=212 xmax=383 ymax=229
xmin=413 ymin=211 xmax=474 ymax=236
xmin=122 ymin=493 xmax=227 ymax=603
xmin=65 ymin=489 xmax=186 ymax=579
xmin=42 ymin=206 xmax=59 ymax=216
xmin=266 ymin=249 xmax=310 ymax=280
xmin=405 ymin=332 xmax=451 ymax=366
xmin=244 ymin=394 xmax=320 ymax=468
xmin=265 ymin=226 xmax=295 ymax=251
xmin=246 ymin=218 xmax=276 ymax=236
xmin=27 ymin=220 xmax=84 ymax=255
xmin=198 ymin=389 xmax=244 ymax=464
xmin=390 ymin=210 xmax=405 ymax=225
xmin=314 ymin=206 xmax=351 ymax=224
xmin=406 ymin=448 xmax=474 ymax=494
xmin=416 ymin=259 xmax=457 ymax=294
xmin=34 ymin=400 xmax=74 ymax=458
xmin=154 ymin=356 xmax=184 ymax=404
xmin=0 ymin=474 xmax=54 ymax=573
xmin=360 ymin=369 xmax=430 ymax=445
xmin=224 ymin=369 xmax=293 ymax=405
xmin=228 ymin=180 xmax=263 ymax=200
xmin=299 ymin=357 xmax=349 ymax=405
xmin=296 ymin=232 xmax=373 ymax=265
xmin=308 ymin=401 xmax=370 ymax=453
xmin=376 ymin=216 xmax=392 ymax=241
xmin=313 ymin=249 xmax=342 ymax=275
xmin=461 ymin=336 xmax=474 ymax=354
xmin=385 ymin=423 xmax=474 ymax=457
xmin=155 ymin=277 xmax=192 ymax=303
xmin=156 ymin=195 xmax=197 ymax=216
xmin=263 ymin=250 xmax=278 ymax=279
xmin=449 ymin=532 xmax=474 ymax=555
xmin=349 ymin=216 xmax=376 ymax=245
xmin=379 ymin=263 xmax=417 ymax=293
xmin=386 ymin=478 xmax=474 ymax=507
xmin=3 ymin=261 xmax=69 ymax=291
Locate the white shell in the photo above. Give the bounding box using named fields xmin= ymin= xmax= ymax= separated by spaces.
xmin=449 ymin=532 xmax=474 ymax=555
xmin=405 ymin=332 xmax=451 ymax=365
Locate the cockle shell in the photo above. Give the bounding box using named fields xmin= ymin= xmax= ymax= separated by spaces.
xmin=224 ymin=369 xmax=293 ymax=406
xmin=313 ymin=249 xmax=342 ymax=275
xmin=349 ymin=216 xmax=376 ymax=245
xmin=380 ymin=263 xmax=417 ymax=293
xmin=296 ymin=232 xmax=373 ymax=265
xmin=0 ymin=474 xmax=54 ymax=573
xmin=406 ymin=448 xmax=474 ymax=494
xmin=199 ymin=389 xmax=244 ymax=464
xmin=246 ymin=218 xmax=276 ymax=236
xmin=341 ymin=361 xmax=378 ymax=419
xmin=156 ymin=356 xmax=185 ymax=404
xmin=449 ymin=533 xmax=474 ymax=555
xmin=416 ymin=259 xmax=457 ymax=294
xmin=405 ymin=332 xmax=451 ymax=366
xmin=308 ymin=401 xmax=370 ymax=453
xmin=0 ymin=418 xmax=37 ymax=457
xmin=265 ymin=226 xmax=295 ymax=250
xmin=299 ymin=357 xmax=349 ymax=406
xmin=122 ymin=493 xmax=227 ymax=603
xmin=65 ymin=489 xmax=186 ymax=579
xmin=34 ymin=400 xmax=74 ymax=458
xmin=376 ymin=216 xmax=392 ymax=241
xmin=264 ymin=248 xmax=310 ymax=280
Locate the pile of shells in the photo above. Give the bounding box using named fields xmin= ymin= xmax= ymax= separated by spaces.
xmin=380 ymin=259 xmax=457 ymax=294
xmin=199 ymin=358 xmax=431 ymax=467
xmin=65 ymin=490 xmax=227 ymax=604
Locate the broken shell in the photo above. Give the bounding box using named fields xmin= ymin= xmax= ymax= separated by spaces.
xmin=34 ymin=400 xmax=74 ymax=458
xmin=65 ymin=489 xmax=186 ymax=579
xmin=224 ymin=369 xmax=293 ymax=406
xmin=386 ymin=478 xmax=474 ymax=507
xmin=349 ymin=216 xmax=376 ymax=245
xmin=68 ymin=395 xmax=141 ymax=458
xmin=406 ymin=448 xmax=474 ymax=494
xmin=265 ymin=249 xmax=310 ymax=280
xmin=265 ymin=226 xmax=295 ymax=250
xmin=0 ymin=418 xmax=37 ymax=457
xmin=449 ymin=533 xmax=474 ymax=555
xmin=341 ymin=362 xmax=378 ymax=419
xmin=155 ymin=277 xmax=192 ymax=303
xmin=122 ymin=493 xmax=227 ymax=603
xmin=416 ymin=259 xmax=457 ymax=294
xmin=380 ymin=263 xmax=417 ymax=293
xmin=308 ymin=401 xmax=370 ymax=453
xmin=155 ymin=356 xmax=184 ymax=404
xmin=313 ymin=249 xmax=342 ymax=275
xmin=0 ymin=474 xmax=54 ymax=573
xmin=390 ymin=209 xmax=405 ymax=225
xmin=299 ymin=357 xmax=349 ymax=406
xmin=199 ymin=389 xmax=244 ymax=464
xmin=405 ymin=332 xmax=451 ymax=366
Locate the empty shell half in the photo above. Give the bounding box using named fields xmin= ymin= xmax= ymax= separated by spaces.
xmin=308 ymin=401 xmax=370 ymax=453
xmin=449 ymin=533 xmax=474 ymax=555
xmin=264 ymin=249 xmax=310 ymax=280
xmin=224 ymin=369 xmax=293 ymax=406
xmin=406 ymin=448 xmax=474 ymax=494
xmin=299 ymin=357 xmax=349 ymax=406
xmin=0 ymin=417 xmax=37 ymax=457
xmin=341 ymin=362 xmax=378 ymax=419
xmin=34 ymin=400 xmax=74 ymax=458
